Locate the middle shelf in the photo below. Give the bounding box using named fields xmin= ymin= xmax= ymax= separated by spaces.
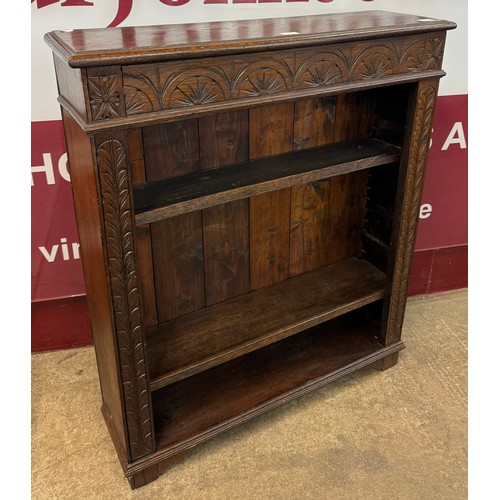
xmin=146 ymin=257 xmax=386 ymax=390
xmin=134 ymin=138 xmax=401 ymax=225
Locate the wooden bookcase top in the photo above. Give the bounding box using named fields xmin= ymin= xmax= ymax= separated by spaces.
xmin=44 ymin=11 xmax=456 ymax=67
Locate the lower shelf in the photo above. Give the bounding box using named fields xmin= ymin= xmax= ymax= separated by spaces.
xmin=152 ymin=308 xmax=404 ymax=454
xmin=146 ymin=257 xmax=386 ymax=390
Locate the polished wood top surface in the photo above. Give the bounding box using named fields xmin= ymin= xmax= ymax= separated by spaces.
xmin=44 ymin=10 xmax=456 ymax=67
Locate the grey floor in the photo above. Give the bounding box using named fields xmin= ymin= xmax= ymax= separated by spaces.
xmin=32 ymin=289 xmax=467 ymax=499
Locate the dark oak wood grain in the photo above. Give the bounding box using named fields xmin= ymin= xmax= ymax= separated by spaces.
xmin=127 ymin=128 xmax=146 ymax=184
xmin=61 ymin=110 xmax=129 ymax=460
xmin=143 ymin=119 xmax=199 ymax=181
xmin=134 ymin=139 xmax=401 ymax=225
xmin=135 ymin=225 xmax=158 ymax=328
xmin=46 ymin=12 xmax=454 ymax=489
xmin=381 ymin=78 xmax=440 ymax=347
xmin=127 ymin=128 xmax=158 ymax=327
xmin=151 ymin=213 xmax=205 ymax=323
xmin=44 ymin=12 xmax=455 ymax=67
xmin=202 ymin=201 xmax=250 ymax=307
xmin=329 ymin=171 xmax=369 ymax=263
xmin=152 ymin=310 xmax=404 ymax=451
xmin=147 ymin=257 xmax=386 ymax=390
xmin=199 ymin=110 xmax=250 ymax=306
xmin=290 ymin=97 xmax=336 ymax=276
xmin=199 ymin=111 xmax=249 ymax=170
xmin=248 ymin=102 xmax=294 ymax=289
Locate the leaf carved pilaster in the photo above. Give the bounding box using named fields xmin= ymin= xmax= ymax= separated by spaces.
xmin=385 ymin=80 xmax=439 ymax=344
xmin=96 ymin=137 xmax=154 ymax=460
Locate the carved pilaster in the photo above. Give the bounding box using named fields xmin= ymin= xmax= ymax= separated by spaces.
xmin=96 ymin=136 xmax=155 ymax=460
xmin=384 ymin=79 xmax=439 ymax=345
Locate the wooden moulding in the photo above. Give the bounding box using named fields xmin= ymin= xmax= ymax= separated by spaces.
xmin=44 ymin=12 xmax=455 ymax=68
xmin=134 ymin=138 xmax=401 ymax=225
xmin=146 ymin=257 xmax=386 ymax=390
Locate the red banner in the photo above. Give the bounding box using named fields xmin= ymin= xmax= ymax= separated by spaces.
xmin=416 ymin=94 xmax=468 ymax=250
xmin=31 ymin=121 xmax=85 ymax=302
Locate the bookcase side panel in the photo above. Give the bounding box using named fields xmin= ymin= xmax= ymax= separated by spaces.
xmin=60 ymin=109 xmax=129 ymax=462
xmin=381 ymin=78 xmax=440 ymax=349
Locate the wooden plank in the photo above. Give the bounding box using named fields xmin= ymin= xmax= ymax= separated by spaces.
xmin=325 ymin=90 xmax=375 ymax=264
xmin=292 ymin=97 xmax=336 ymax=150
xmin=333 ymin=92 xmax=376 ymax=141
xmin=289 ymin=180 xmax=331 ymax=276
xmin=146 ymin=257 xmax=386 ymax=389
xmin=60 ymin=109 xmax=129 ymax=461
xmin=202 ymin=200 xmax=250 ymax=306
xmin=290 ymin=97 xmax=336 ymax=276
xmin=249 ymin=103 xmax=294 ymax=159
xmin=152 ymin=309 xmax=404 ymax=450
xmin=133 ymin=139 xmax=400 ymax=225
xmin=249 ymin=188 xmax=291 ymax=290
xmin=151 ymin=213 xmax=205 ymax=322
xmin=128 ymin=128 xmax=146 ymax=184
xmin=127 ymin=128 xmax=158 ymax=326
xmin=199 ymin=110 xmax=249 ymax=170
xmin=328 ymin=171 xmax=369 ymax=263
xmin=135 ymin=225 xmax=158 ymax=327
xmin=46 ymin=12 xmax=455 ymax=68
xmin=249 ymin=102 xmax=294 ymax=289
xmin=143 ymin=119 xmax=199 ymax=181
xmin=329 ymin=172 xmax=368 ymax=236
xmin=199 ymin=110 xmax=250 ymax=305
xmin=144 ymin=118 xmax=204 ymax=321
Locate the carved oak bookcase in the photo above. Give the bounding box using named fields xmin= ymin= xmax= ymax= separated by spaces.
xmin=45 ymin=11 xmax=455 ymax=489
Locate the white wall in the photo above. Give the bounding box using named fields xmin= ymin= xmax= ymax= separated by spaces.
xmin=31 ymin=0 xmax=467 ymax=121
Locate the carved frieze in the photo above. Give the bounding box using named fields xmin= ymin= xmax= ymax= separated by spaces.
xmin=121 ymin=33 xmax=445 ymax=118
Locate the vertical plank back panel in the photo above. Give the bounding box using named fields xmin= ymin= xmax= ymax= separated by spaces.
xmin=202 ymin=201 xmax=250 ymax=306
xmin=326 ymin=92 xmax=374 ymax=263
xmin=143 ymin=119 xmax=199 ymax=181
xmin=249 ymin=103 xmax=294 ymax=290
xmin=144 ymin=119 xmax=205 ymax=322
xmin=200 ymin=111 xmax=250 ymax=305
xmin=151 ymin=213 xmax=205 ymax=322
xmin=329 ymin=172 xmax=368 ymax=262
xmin=199 ymin=111 xmax=249 ymax=170
xmin=333 ymin=92 xmax=376 ymax=142
xmin=289 ymin=98 xmax=336 ymax=276
xmin=127 ymin=128 xmax=158 ymax=327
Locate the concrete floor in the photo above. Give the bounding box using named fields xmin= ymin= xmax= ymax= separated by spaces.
xmin=32 ymin=289 xmax=467 ymax=499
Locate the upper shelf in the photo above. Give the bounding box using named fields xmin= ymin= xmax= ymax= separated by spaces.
xmin=44 ymin=11 xmax=456 ymax=67
xmin=134 ymin=138 xmax=400 ymax=225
